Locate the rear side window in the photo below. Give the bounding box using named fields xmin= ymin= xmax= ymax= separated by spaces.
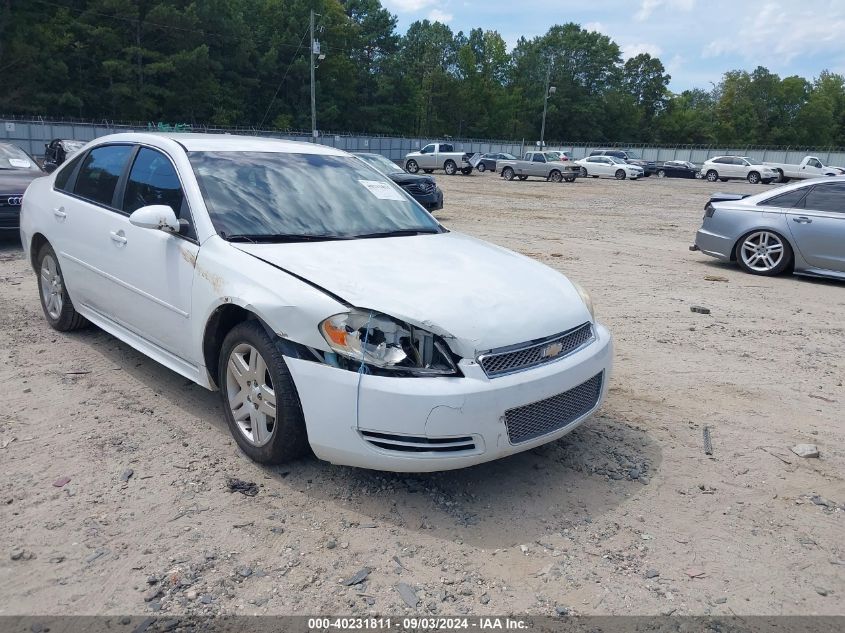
xmin=73 ymin=145 xmax=133 ymax=206
xmin=799 ymin=183 xmax=845 ymax=213
xmin=713 ymin=157 xmax=729 ymax=164
xmin=54 ymin=153 xmax=85 ymax=192
xmin=759 ymin=188 xmax=808 ymax=209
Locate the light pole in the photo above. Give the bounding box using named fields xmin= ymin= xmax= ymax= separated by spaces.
xmin=309 ymin=10 xmax=325 ymax=142
xmin=539 ymin=61 xmax=556 ymax=148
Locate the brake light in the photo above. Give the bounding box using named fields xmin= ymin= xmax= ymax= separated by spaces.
xmin=704 ymin=203 xmax=716 ymax=218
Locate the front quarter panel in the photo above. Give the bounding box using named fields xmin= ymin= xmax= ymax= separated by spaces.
xmin=191 ymin=236 xmax=347 ymax=377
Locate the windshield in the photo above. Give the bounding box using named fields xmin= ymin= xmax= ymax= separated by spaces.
xmin=609 ymin=156 xmax=628 ymax=165
xmin=189 ymin=151 xmax=443 ymax=240
xmin=622 ymin=150 xmax=642 ymax=159
xmin=355 ymin=153 xmax=403 ymax=174
xmin=62 ymin=140 xmax=86 ymax=154
xmin=0 ymin=143 xmax=41 ymax=171
xmin=501 ymin=153 xmax=517 ymax=160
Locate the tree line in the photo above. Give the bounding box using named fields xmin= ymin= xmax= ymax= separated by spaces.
xmin=2 ymin=0 xmax=845 ymax=147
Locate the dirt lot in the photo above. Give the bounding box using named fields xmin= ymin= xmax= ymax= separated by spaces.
xmin=1 ymin=173 xmax=843 ymax=617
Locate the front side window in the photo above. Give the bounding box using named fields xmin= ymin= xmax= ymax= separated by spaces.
xmin=189 ymin=151 xmax=443 ymax=240
xmin=808 ymin=158 xmax=822 ymax=168
xmin=420 ymin=144 xmax=434 ymax=154
xmin=123 ymin=148 xmax=185 ymax=215
xmin=532 ymin=154 xmax=545 ymax=163
xmin=799 ymin=183 xmax=845 ymax=213
xmin=73 ymin=145 xmax=133 ymax=206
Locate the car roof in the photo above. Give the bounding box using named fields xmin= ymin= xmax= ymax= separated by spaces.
xmin=721 ymin=175 xmax=845 ymax=206
xmin=85 ymin=132 xmax=348 ymax=156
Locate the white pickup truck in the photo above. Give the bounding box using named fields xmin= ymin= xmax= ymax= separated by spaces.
xmin=763 ymin=156 xmax=839 ymax=182
xmin=404 ymin=143 xmax=475 ymax=176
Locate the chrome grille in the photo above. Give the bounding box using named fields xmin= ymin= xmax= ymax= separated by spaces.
xmin=360 ymin=430 xmax=477 ymax=454
xmin=504 ymin=373 xmax=603 ymax=444
xmin=404 ymin=182 xmax=436 ymax=195
xmin=478 ymin=323 xmax=594 ymax=378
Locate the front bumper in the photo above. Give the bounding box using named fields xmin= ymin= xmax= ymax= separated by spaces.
xmin=286 ymin=323 xmax=613 ymax=472
xmin=409 ymin=188 xmax=444 ymax=211
xmin=0 ymin=207 xmax=21 ymax=230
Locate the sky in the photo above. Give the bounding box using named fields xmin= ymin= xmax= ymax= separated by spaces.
xmin=381 ymin=0 xmax=845 ymax=92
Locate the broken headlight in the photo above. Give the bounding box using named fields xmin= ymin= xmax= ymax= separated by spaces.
xmin=319 ymin=310 xmax=458 ymax=376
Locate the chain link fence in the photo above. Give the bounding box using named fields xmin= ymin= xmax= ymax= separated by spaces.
xmin=4 ymin=116 xmax=845 ymax=167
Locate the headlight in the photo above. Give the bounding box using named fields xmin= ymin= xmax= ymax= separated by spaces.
xmin=571 ymin=282 xmax=595 ymax=320
xmin=319 ymin=309 xmax=458 ymax=375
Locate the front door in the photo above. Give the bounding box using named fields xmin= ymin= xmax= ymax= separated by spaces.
xmin=787 ymin=182 xmax=845 ymax=272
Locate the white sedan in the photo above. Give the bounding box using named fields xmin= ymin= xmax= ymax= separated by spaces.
xmin=20 ymin=133 xmax=613 ymax=472
xmin=574 ymin=155 xmax=644 ymax=180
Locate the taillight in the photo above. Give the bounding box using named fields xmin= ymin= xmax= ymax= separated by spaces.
xmin=704 ymin=203 xmax=716 ymax=218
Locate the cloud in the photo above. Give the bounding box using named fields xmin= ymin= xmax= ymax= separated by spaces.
xmin=383 ymin=0 xmax=438 ymax=11
xmin=583 ymin=21 xmax=605 ymax=33
xmin=428 ymin=8 xmax=454 ymax=23
xmin=703 ymin=2 xmax=845 ymax=63
xmin=622 ymin=42 xmax=663 ymax=59
xmin=636 ymin=0 xmax=696 ymax=22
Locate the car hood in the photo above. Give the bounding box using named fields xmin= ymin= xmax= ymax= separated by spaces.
xmin=232 ymin=232 xmax=592 ymax=358
xmin=0 ymin=170 xmax=44 ymax=195
xmin=389 ymin=173 xmax=435 ymax=186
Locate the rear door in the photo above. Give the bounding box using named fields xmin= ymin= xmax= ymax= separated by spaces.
xmin=786 ymin=182 xmax=845 ymax=272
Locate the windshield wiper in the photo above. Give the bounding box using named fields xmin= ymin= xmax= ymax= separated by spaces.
xmin=350 ymin=228 xmax=442 ymax=239
xmin=221 ymin=233 xmax=349 ymax=243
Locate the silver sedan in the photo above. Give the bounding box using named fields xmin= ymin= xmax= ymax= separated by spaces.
xmin=692 ymin=177 xmax=845 ymax=279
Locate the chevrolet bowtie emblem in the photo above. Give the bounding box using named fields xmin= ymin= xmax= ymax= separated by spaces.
xmin=541 ymin=342 xmax=564 ymax=359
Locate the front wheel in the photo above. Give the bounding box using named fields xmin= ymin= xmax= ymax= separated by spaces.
xmin=219 ymin=321 xmax=308 ymax=464
xmin=549 ymin=170 xmax=563 ymax=183
xmin=406 ymin=160 xmax=419 ymax=174
xmin=564 ymin=176 xmax=576 ymax=183
xmin=461 ymin=166 xmax=472 ymax=175
xmin=444 ymin=160 xmax=457 ymax=175
xmin=580 ymin=167 xmax=588 ymax=178
xmin=502 ymin=167 xmax=515 ymax=181
xmin=657 ymin=169 xmax=666 ymax=178
xmin=37 ymin=243 xmax=88 ymax=332
xmin=615 ymin=169 xmax=626 ymax=180
xmin=476 ymin=162 xmax=486 ymax=173
xmin=735 ymin=230 xmax=792 ymax=276
xmin=747 ymin=171 xmax=761 ymax=184
xmin=518 ymin=175 xmax=528 ymax=181
xmin=706 ymin=170 xmax=719 ymax=182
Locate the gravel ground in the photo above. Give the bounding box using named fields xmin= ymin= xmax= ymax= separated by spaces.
xmin=0 ymin=172 xmax=843 ymax=617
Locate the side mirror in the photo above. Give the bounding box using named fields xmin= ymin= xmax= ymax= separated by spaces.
xmin=129 ymin=205 xmax=180 ymax=233
xmin=43 ymin=162 xmax=58 ymax=174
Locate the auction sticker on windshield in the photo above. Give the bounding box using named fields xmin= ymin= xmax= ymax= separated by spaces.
xmin=358 ymin=179 xmax=406 ymax=201
xmin=8 ymin=159 xmax=31 ymax=168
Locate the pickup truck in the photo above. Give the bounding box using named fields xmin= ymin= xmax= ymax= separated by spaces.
xmin=497 ymin=151 xmax=581 ymax=183
xmin=404 ymin=143 xmax=475 ymax=175
xmin=763 ymin=156 xmax=839 ymax=182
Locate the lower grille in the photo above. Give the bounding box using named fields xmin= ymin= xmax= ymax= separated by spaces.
xmin=360 ymin=430 xmax=476 ymax=453
xmin=504 ymin=372 xmax=603 ymax=444
xmin=478 ymin=323 xmax=594 ymax=378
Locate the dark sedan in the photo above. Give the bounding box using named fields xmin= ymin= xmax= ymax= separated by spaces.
xmin=656 ymin=160 xmax=701 ymax=179
xmin=476 ymin=152 xmax=517 ymax=173
xmin=355 ymin=152 xmax=444 ymax=211
xmin=0 ymin=142 xmax=45 ymax=231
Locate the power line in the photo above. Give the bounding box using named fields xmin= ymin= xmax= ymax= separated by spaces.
xmin=259 ymin=23 xmax=312 ymax=128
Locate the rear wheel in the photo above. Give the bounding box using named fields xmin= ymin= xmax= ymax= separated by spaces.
xmin=564 ymin=176 xmax=576 ymax=183
xmin=657 ymin=169 xmax=667 ymax=178
xmin=706 ymin=170 xmax=719 ymax=182
xmin=549 ymin=170 xmax=563 ymax=183
xmin=406 ymin=160 xmax=419 ymax=174
xmin=615 ymin=169 xmax=626 ymax=180
xmin=219 ymin=321 xmax=308 ymax=464
xmin=476 ymin=162 xmax=486 ymax=173
xmin=461 ymin=166 xmax=472 ymax=175
xmin=518 ymin=175 xmax=528 ymax=181
xmin=502 ymin=167 xmax=515 ymax=181
xmin=37 ymin=243 xmax=87 ymax=332
xmin=735 ymin=230 xmax=792 ymax=276
xmin=444 ymin=160 xmax=457 ymax=175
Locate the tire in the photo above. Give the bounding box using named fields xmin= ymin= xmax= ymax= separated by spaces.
xmin=406 ymin=160 xmax=419 ymax=174
xmin=580 ymin=167 xmax=588 ymax=178
xmin=747 ymin=171 xmax=761 ymax=184
xmin=720 ymin=178 xmax=729 ymax=182
xmin=476 ymin=162 xmax=486 ymax=173
xmin=775 ymin=169 xmax=785 ymax=183
xmin=657 ymin=169 xmax=667 ymax=178
xmin=615 ymin=169 xmax=626 ymax=180
xmin=735 ymin=230 xmax=793 ymax=276
xmin=549 ymin=170 xmax=563 ymax=183
xmin=518 ymin=175 xmax=528 ymax=181
xmin=37 ymin=243 xmax=88 ymax=332
xmin=423 ymin=169 xmax=433 ymax=174
xmin=218 ymin=320 xmax=308 ymax=464
xmin=444 ymin=160 xmax=457 ymax=175
xmin=564 ymin=176 xmax=576 ymax=183
xmin=780 ymin=177 xmax=790 ymax=183
xmin=706 ymin=170 xmax=719 ymax=182
xmin=461 ymin=166 xmax=472 ymax=175
xmin=762 ymin=179 xmax=773 ymax=185
xmin=502 ymin=167 xmax=515 ymax=181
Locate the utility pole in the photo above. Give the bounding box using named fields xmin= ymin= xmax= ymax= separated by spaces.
xmin=539 ymin=61 xmax=556 ymax=148
xmin=310 ymin=8 xmax=316 ymax=143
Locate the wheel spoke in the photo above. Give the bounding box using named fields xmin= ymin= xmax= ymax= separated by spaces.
xmin=258 ymin=396 xmax=276 ymax=418
xmin=251 ymin=411 xmax=267 ymax=443
xmin=254 ymin=354 xmax=267 ymax=383
xmin=768 ymin=243 xmax=783 ymax=253
xmin=763 ymin=254 xmax=775 ymax=268
xmin=228 ymin=354 xmax=250 ymax=386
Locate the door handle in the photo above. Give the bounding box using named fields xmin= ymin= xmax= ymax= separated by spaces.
xmin=792 ymin=217 xmax=812 ymax=224
xmin=110 ymin=230 xmax=128 ymax=245
xmin=53 ymin=207 xmax=66 ymax=219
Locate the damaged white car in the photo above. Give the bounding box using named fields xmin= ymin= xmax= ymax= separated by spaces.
xmin=20 ymin=133 xmax=613 ymax=472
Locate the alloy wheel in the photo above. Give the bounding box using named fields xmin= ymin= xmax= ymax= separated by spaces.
xmin=226 ymin=343 xmax=277 ymax=447
xmin=740 ymin=231 xmax=785 ymax=273
xmin=40 ymin=253 xmax=64 ymax=320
